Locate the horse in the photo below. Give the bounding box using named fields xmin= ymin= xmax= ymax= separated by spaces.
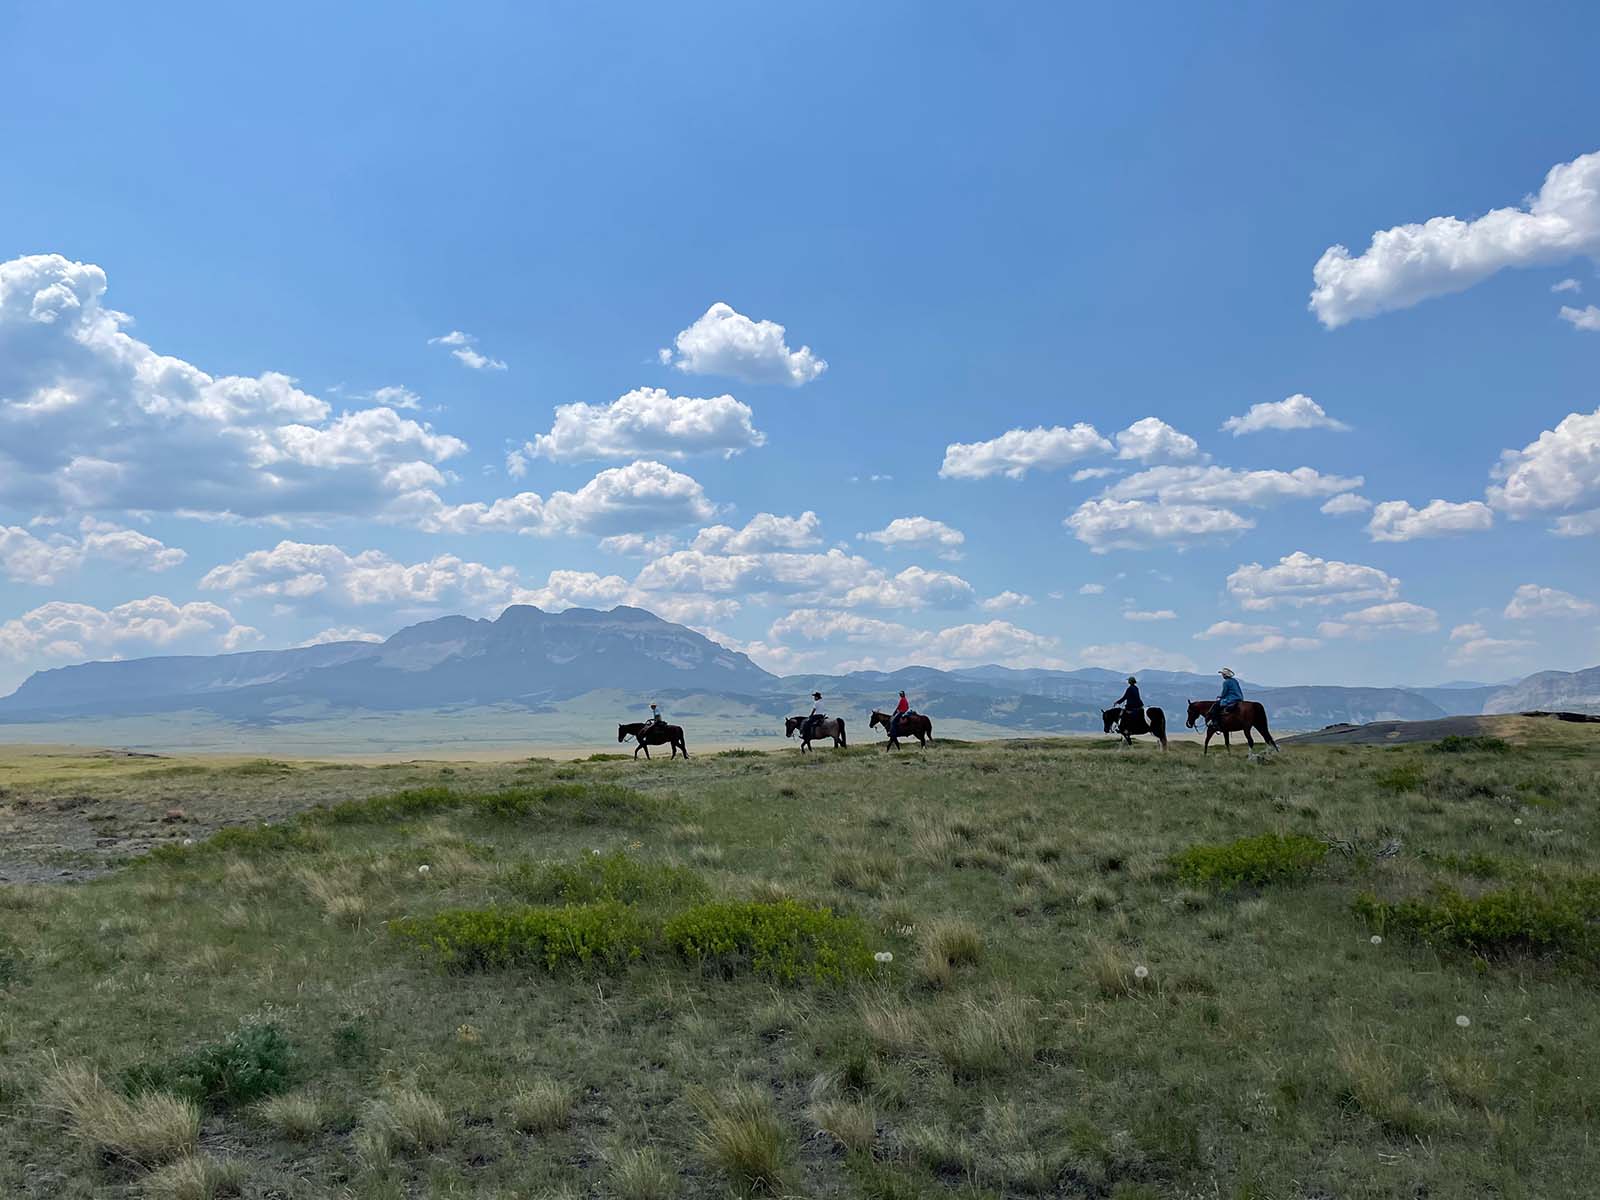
xmin=1184 ymin=700 xmax=1278 ymax=755
xmin=869 ymin=710 xmax=933 ymax=750
xmin=784 ymin=714 xmax=847 ymax=751
xmin=617 ymin=721 xmax=689 ymax=760
xmin=1101 ymin=705 xmax=1167 ymax=750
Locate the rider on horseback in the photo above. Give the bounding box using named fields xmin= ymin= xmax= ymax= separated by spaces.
xmin=1112 ymin=676 xmax=1144 ymax=734
xmin=1207 ymin=668 xmax=1242 ymax=733
xmin=890 ymin=690 xmax=910 ymax=736
xmin=801 ymin=692 xmax=824 ymax=740
xmin=646 ymin=701 xmax=664 ymax=731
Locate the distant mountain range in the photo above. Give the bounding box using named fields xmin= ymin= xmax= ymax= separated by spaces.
xmin=1 ymin=604 xmax=1595 ymax=733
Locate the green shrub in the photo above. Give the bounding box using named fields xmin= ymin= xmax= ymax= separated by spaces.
xmin=123 ymin=1021 xmax=293 ymax=1110
xmin=1430 ymin=734 xmax=1513 ymax=755
xmin=1171 ymin=832 xmax=1326 ymax=889
xmin=1435 ymin=851 xmax=1525 ymax=880
xmin=665 ymin=900 xmax=873 ymax=983
xmin=506 ymin=851 xmax=709 ymax=907
xmin=1374 ymin=763 xmax=1426 ymax=794
xmin=312 ymin=782 xmax=669 ymax=826
xmin=142 ymin=823 xmax=326 ymax=864
xmin=393 ymin=903 xmax=651 ymax=972
xmin=1353 ymin=883 xmax=1599 ymax=961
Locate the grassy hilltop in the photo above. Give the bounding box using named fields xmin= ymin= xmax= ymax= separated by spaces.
xmin=1 ymin=728 xmax=1598 ymax=1199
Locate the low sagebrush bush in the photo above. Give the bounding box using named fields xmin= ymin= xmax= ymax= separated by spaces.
xmin=393 ymin=902 xmax=652 ymax=971
xmin=39 ymin=1058 xmax=199 ymax=1167
xmin=665 ymin=900 xmax=873 ymax=983
xmin=1353 ymin=881 xmax=1599 ymax=961
xmin=1172 ymin=832 xmax=1326 ymax=889
xmin=693 ymin=1084 xmax=792 ymax=1194
xmin=145 ymin=823 xmax=325 ymax=864
xmin=123 ymin=1021 xmax=292 ymax=1111
xmin=506 ymin=851 xmax=709 ymax=908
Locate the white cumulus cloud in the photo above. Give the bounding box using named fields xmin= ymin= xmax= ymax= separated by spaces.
xmin=1226 ymin=551 xmax=1401 ymax=611
xmin=1366 ymin=499 xmax=1494 ymax=542
xmin=692 ymin=512 xmax=822 ymax=555
xmin=1114 ymin=417 xmax=1203 ymax=463
xmin=517 ymin=387 xmax=765 ymax=463
xmin=0 ymin=518 xmax=186 ymax=586
xmin=1503 ymin=583 xmax=1596 ymax=619
xmin=1123 ymin=609 xmax=1176 ymax=622
xmin=1310 ymin=149 xmax=1600 ymax=327
xmin=200 ymin=541 xmax=521 ymax=611
xmin=1103 ymin=464 xmax=1363 ymax=507
xmin=1487 ymin=406 xmax=1600 ymax=519
xmin=660 ymin=302 xmax=825 ymax=386
xmin=1065 ymin=498 xmax=1254 ymax=552
xmin=1316 ymin=601 xmax=1440 ymax=639
xmin=940 ymin=424 xmax=1112 ymax=480
xmin=979 ymin=591 xmax=1033 ymax=611
xmin=858 ymin=516 xmax=965 ymax=557
xmin=1321 ymin=492 xmax=1372 ymax=516
xmin=1222 ymin=394 xmax=1350 ymax=436
xmin=1558 ymin=304 xmax=1600 ymax=331
xmin=0 ymin=595 xmax=254 ymax=669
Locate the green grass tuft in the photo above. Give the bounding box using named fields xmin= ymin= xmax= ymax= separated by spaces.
xmin=1354 ymin=880 xmax=1600 ymax=961
xmin=506 ymin=850 xmax=709 ymax=907
xmin=1172 ymin=831 xmax=1326 ymax=889
xmin=665 ymin=900 xmax=873 ymax=983
xmin=393 ymin=902 xmax=652 ymax=971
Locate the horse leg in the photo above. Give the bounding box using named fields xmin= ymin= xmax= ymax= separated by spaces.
xmin=1258 ymin=715 xmax=1279 ymax=751
xmin=1203 ymin=728 xmax=1213 ymax=755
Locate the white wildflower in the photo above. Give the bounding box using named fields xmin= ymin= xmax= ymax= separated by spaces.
xmin=1456 ymin=1014 xmax=1471 ymax=1028
xmin=874 ymin=951 xmax=893 ymax=964
xmin=1370 ymin=935 xmax=1382 ymax=945
xmin=1133 ymin=964 xmax=1150 ymax=980
xmin=418 ymin=864 xmax=431 ymax=876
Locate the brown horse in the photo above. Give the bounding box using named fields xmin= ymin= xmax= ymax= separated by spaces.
xmin=1101 ymin=705 xmax=1167 ymax=750
xmin=617 ymin=721 xmax=689 ymax=759
xmin=785 ymin=714 xmax=847 ymax=751
xmin=1184 ymin=700 xmax=1278 ymax=755
xmin=869 ymin=710 xmax=933 ymax=749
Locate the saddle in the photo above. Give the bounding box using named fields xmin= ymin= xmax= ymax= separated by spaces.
xmin=1118 ymin=708 xmax=1149 ymax=735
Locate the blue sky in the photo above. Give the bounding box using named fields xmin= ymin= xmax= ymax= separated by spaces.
xmin=3 ymin=1 xmax=1598 ymax=694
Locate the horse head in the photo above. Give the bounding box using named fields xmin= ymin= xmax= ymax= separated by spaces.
xmin=869 ymin=711 xmax=884 ymax=730
xmin=1101 ymin=708 xmax=1120 ymax=733
xmin=1184 ymin=700 xmax=1208 ymax=729
xmin=784 ymin=716 xmax=799 ymax=738
xmin=617 ymin=724 xmax=628 ymax=743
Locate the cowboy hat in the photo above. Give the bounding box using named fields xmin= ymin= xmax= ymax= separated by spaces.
xmin=1126 ymin=675 xmax=1136 ymax=684
xmin=1218 ymin=668 xmax=1235 ymax=678
xmin=812 ymin=691 xmax=822 ymax=699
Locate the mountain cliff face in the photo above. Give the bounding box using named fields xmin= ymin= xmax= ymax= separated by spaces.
xmin=0 ymin=603 xmax=1590 ymax=731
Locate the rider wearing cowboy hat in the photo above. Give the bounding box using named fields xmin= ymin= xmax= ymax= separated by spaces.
xmin=646 ymin=701 xmax=664 ymax=730
xmin=802 ymin=691 xmax=824 ymax=740
xmin=1209 ymin=668 xmax=1243 ymax=731
xmin=890 ymin=689 xmax=910 ymax=736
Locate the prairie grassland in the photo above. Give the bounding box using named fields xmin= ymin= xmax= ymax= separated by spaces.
xmin=1 ymin=731 xmax=1597 ymax=1199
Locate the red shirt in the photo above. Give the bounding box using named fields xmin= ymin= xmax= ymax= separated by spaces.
xmin=894 ymin=697 xmax=909 ymax=714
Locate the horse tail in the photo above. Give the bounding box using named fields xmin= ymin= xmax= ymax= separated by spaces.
xmin=924 ymin=717 xmax=933 ymax=744
xmin=1252 ymin=705 xmax=1277 ymax=750
xmin=838 ymin=719 xmax=847 ymax=747
xmin=1150 ymin=707 xmax=1167 ymax=750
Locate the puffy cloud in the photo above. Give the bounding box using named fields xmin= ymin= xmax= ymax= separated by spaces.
xmin=1123 ymin=609 xmax=1176 ymax=622
xmin=598 ymin=532 xmax=681 ymax=557
xmin=1222 ymin=394 xmax=1350 ymax=436
xmin=940 ymin=424 xmax=1112 ymax=480
xmin=1078 ymin=583 xmax=1106 ymax=595
xmin=1487 ymin=407 xmax=1600 ymax=518
xmin=659 ymin=302 xmax=825 ymax=386
xmin=1065 ymin=498 xmax=1253 ymax=552
xmin=200 ymin=541 xmax=520 ymax=610
xmin=1310 ymin=149 xmax=1600 ymax=327
xmin=1448 ymin=622 xmax=1535 ymax=666
xmin=0 ymin=518 xmax=186 ymax=585
xmin=0 ymin=254 xmax=467 ymax=520
xmin=517 ymin=387 xmax=765 ymax=463
xmin=635 ymin=548 xmax=974 ymax=611
xmin=769 ymin=609 xmax=1064 ymax=670
xmin=299 ymin=627 xmax=384 ymax=647
xmin=401 ymin=460 xmax=718 ymax=537
xmin=1552 ymin=508 xmax=1600 ymax=537
xmin=1075 ymin=641 xmax=1198 ymax=673
xmin=1366 ymin=499 xmax=1494 ymax=542
xmin=1552 ymin=278 xmax=1583 ymax=293
xmin=858 ymin=516 xmax=965 ymax=557
xmin=1226 ymin=551 xmax=1400 ymax=611
xmin=1316 ymin=601 xmax=1440 ymax=639
xmin=428 ymin=330 xmax=506 ymax=371
xmin=1114 ymin=417 xmax=1202 ymax=463
xmin=1235 ymin=634 xmax=1321 ymax=654
xmin=1072 ymin=467 xmax=1120 ymax=482
xmin=1558 ymin=304 xmax=1600 ymax=331
xmin=1195 ymin=620 xmax=1277 ymax=640
xmin=0 ymin=595 xmax=251 ymax=667
xmin=979 ymin=591 xmax=1033 ymax=611
xmin=693 ymin=512 xmax=821 ymax=555
xmin=1503 ymin=583 xmax=1596 ymax=619
xmin=1103 ymin=465 xmax=1362 ymax=507
xmin=1321 ymin=492 xmax=1372 ymax=516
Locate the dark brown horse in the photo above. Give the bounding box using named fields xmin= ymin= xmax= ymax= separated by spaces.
xmin=869 ymin=710 xmax=933 ymax=749
xmin=617 ymin=721 xmax=689 ymax=759
xmin=785 ymin=714 xmax=846 ymax=751
xmin=1184 ymin=700 xmax=1278 ymax=755
xmin=1101 ymin=705 xmax=1168 ymax=750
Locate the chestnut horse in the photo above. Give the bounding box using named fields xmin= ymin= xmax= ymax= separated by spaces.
xmin=617 ymin=721 xmax=689 ymax=759
xmin=785 ymin=714 xmax=847 ymax=751
xmin=1184 ymin=700 xmax=1278 ymax=755
xmin=869 ymin=710 xmax=933 ymax=749
xmin=1101 ymin=705 xmax=1167 ymax=750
